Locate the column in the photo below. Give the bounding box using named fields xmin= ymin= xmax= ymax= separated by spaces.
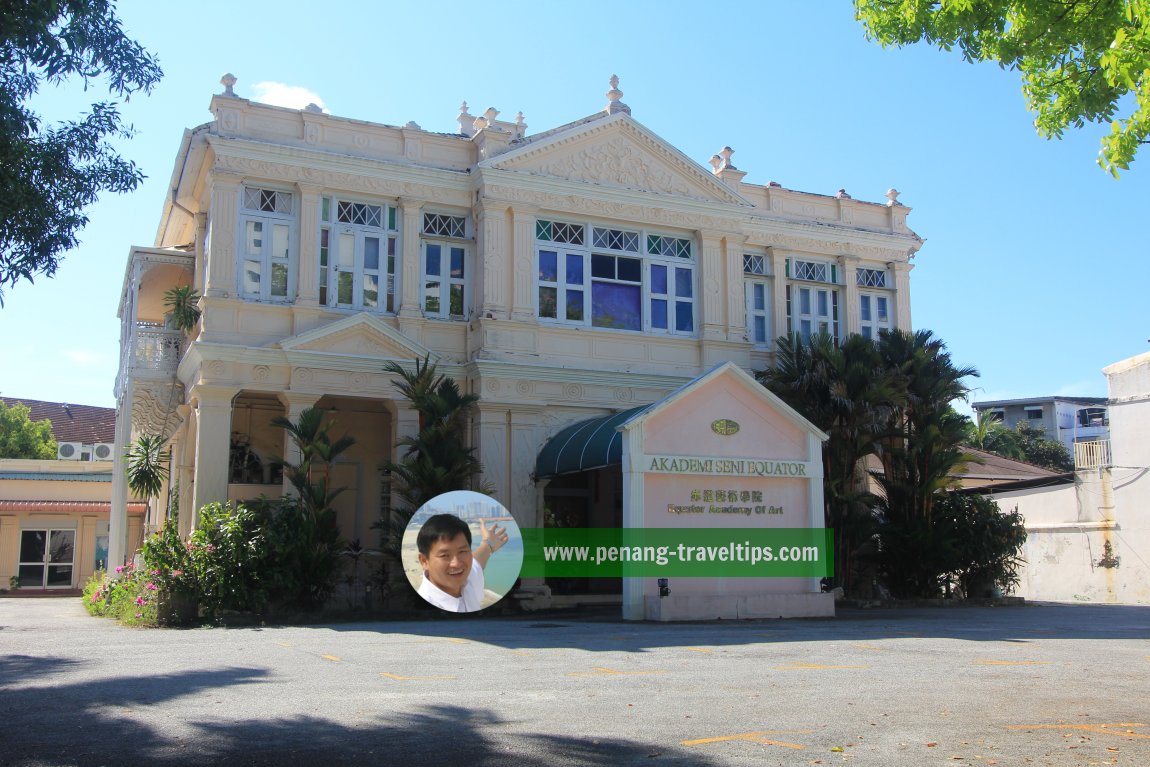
xmin=108 ymin=382 xmax=134 ymax=569
xmin=508 ymin=407 xmax=542 ymax=526
xmin=176 ymin=405 xmax=196 ymax=537
xmin=191 ymin=386 xmax=239 ymax=525
xmin=295 ymin=183 xmax=323 ymax=306
xmin=509 ymin=204 xmax=538 ymax=321
xmin=770 ymin=250 xmax=789 ymax=342
xmin=388 ymin=403 xmax=421 ymax=512
xmin=397 ymin=198 xmax=423 ymax=318
xmin=276 ymin=391 xmax=322 ymax=495
xmin=724 ymin=234 xmax=748 ymax=342
xmin=887 ymin=261 xmax=914 ymax=330
xmin=698 ymin=231 xmax=724 ymax=341
xmin=477 ymin=202 xmax=510 ymax=319
xmin=476 ymin=405 xmax=509 ymax=505
xmin=205 ymin=172 xmax=242 ymax=298
xmin=0 ymin=516 xmax=19 ymax=586
xmin=838 ymin=255 xmax=861 ymax=337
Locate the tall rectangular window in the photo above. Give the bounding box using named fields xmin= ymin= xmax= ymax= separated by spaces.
xmin=746 ymin=281 xmax=771 ymax=345
xmin=859 ymin=292 xmax=891 ymax=339
xmin=421 ymin=212 xmax=470 ymax=319
xmin=787 ymin=284 xmax=838 ymax=342
xmin=535 ymin=220 xmax=694 ymax=334
xmin=319 ymin=196 xmax=397 ymax=312
xmin=239 ymin=187 xmax=296 ymax=301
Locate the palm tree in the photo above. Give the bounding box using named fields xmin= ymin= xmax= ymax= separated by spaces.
xmin=759 ymin=332 xmax=902 ymax=590
xmin=965 ymin=408 xmax=1023 ymax=459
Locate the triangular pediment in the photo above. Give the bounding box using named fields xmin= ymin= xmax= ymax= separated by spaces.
xmin=277 ymin=313 xmax=434 ymax=360
xmin=482 ymin=114 xmax=750 ymax=206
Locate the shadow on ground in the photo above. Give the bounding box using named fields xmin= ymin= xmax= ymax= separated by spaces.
xmin=0 ymin=656 xmax=717 ymax=766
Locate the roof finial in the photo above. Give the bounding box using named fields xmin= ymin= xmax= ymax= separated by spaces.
xmin=220 ymin=73 xmax=237 ymax=97
xmin=605 ymin=74 xmax=630 ymax=115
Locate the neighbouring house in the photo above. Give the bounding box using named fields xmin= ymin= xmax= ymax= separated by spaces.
xmin=970 ymin=356 xmax=1150 ymax=604
xmin=971 ymin=396 xmax=1109 ymax=454
xmin=111 ymin=75 xmax=923 ymax=615
xmin=0 ymin=398 xmax=145 ymax=591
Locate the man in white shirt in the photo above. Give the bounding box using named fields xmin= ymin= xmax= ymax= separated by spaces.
xmin=415 ymin=513 xmax=508 ymax=612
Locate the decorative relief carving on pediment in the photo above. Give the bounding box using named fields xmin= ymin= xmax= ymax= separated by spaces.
xmin=531 ymin=136 xmax=692 ymax=197
xmin=295 ymin=326 xmax=410 ymax=357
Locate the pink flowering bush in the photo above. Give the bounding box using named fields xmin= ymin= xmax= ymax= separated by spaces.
xmin=81 ymin=563 xmax=157 ymax=626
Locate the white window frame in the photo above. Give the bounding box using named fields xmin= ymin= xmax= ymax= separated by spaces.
xmin=238 ymin=186 xmax=297 ymax=302
xmin=745 ymin=279 xmax=772 ymax=346
xmin=421 ymin=211 xmax=471 ymax=319
xmin=859 ymin=290 xmax=892 ymax=340
xmin=785 ymin=257 xmax=839 ymax=343
xmin=319 ymin=196 xmax=398 ymax=313
xmin=534 ymin=219 xmax=696 ymax=335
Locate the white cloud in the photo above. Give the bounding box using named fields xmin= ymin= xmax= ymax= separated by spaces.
xmin=250 ymin=82 xmax=326 ymax=112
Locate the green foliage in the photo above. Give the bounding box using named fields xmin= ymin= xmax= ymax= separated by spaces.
xmin=163 ymin=285 xmax=201 ymax=333
xmin=0 ymin=0 xmax=163 ymax=301
xmin=943 ymin=494 xmax=1027 ymax=596
xmin=125 ymin=434 xmax=169 ymax=498
xmin=0 ymin=400 xmax=55 ymax=458
xmin=964 ymin=409 xmax=1023 ymax=459
xmin=184 ymin=502 xmax=269 ymax=618
xmin=1013 ymin=421 xmax=1074 ymax=471
xmin=760 ymin=332 xmax=902 ymax=588
xmin=854 ymin=0 xmax=1150 ymax=175
xmin=381 ymin=356 xmax=484 ymax=511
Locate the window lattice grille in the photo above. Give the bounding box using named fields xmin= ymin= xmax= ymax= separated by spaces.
xmin=423 ymin=213 xmax=467 ymax=238
xmin=647 ymin=234 xmax=692 ymax=259
xmin=744 ymin=254 xmax=767 ymax=275
xmin=337 ymin=201 xmax=384 ymax=228
xmin=792 ymin=260 xmax=829 ymax=283
xmin=856 ymin=268 xmax=887 ymax=288
xmin=593 ymin=227 xmax=640 ymax=253
xmin=244 ymin=188 xmax=293 ymax=214
xmin=536 ymin=220 xmax=584 ymax=245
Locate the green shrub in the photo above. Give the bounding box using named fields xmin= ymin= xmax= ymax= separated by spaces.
xmin=186 ymin=501 xmax=269 ymax=618
xmin=82 ymin=563 xmax=158 ymax=626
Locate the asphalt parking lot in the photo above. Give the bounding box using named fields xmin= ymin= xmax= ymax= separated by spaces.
xmin=1 ymin=598 xmax=1148 ymax=766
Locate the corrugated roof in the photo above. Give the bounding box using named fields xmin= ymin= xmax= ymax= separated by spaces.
xmin=0 ymin=397 xmax=116 ymax=444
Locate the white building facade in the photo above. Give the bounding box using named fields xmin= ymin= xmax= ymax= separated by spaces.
xmin=110 ymin=76 xmax=922 ymax=578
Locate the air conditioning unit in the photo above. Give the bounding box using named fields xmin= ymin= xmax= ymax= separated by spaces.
xmin=57 ymin=442 xmax=84 ymax=460
xmin=92 ymin=443 xmax=115 ymax=461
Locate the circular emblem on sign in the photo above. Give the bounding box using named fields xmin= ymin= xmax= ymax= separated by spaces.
xmin=711 ymin=419 xmax=740 ymax=436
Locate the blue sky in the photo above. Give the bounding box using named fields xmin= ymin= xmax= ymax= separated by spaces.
xmin=1 ymin=0 xmax=1145 ymax=410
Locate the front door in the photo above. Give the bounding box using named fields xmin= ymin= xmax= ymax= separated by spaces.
xmin=18 ymin=529 xmax=76 ymax=589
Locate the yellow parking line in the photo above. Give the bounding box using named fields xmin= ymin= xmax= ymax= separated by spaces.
xmin=682 ymin=730 xmax=811 ymax=750
xmin=852 ymin=643 xmax=883 ymax=651
xmin=380 ymin=672 xmax=457 ymax=681
xmin=322 ymin=654 xmax=340 ymax=662
xmin=1008 ymin=723 xmax=1150 ymax=740
xmin=975 ymin=659 xmax=1051 ymax=666
xmin=686 ymin=647 xmax=713 ymax=653
xmin=565 ymin=667 xmax=666 ymax=677
xmin=777 ymin=663 xmax=868 ymax=670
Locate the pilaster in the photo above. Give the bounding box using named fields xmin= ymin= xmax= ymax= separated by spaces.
xmin=296 ymin=183 xmax=323 ymax=307
xmin=205 ymin=172 xmax=242 ymax=298
xmin=509 ymin=204 xmax=539 ymax=321
xmin=477 ymin=202 xmax=510 ymax=319
xmin=888 ymin=261 xmax=914 ymax=330
xmin=698 ymin=231 xmax=724 ymax=341
xmin=838 ymin=255 xmax=861 ymax=337
xmin=508 ymin=407 xmax=543 ymax=525
xmin=193 ymin=212 xmax=209 ymax=295
xmin=397 ymin=199 xmax=423 ymax=318
xmin=770 ymin=250 xmax=789 ymax=342
xmin=723 ymin=233 xmax=748 ymax=342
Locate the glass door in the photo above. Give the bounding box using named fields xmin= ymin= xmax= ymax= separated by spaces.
xmin=18 ymin=529 xmax=76 ymax=588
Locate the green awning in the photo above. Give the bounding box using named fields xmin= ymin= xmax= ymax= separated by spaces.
xmin=534 ymin=406 xmax=648 ymax=480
